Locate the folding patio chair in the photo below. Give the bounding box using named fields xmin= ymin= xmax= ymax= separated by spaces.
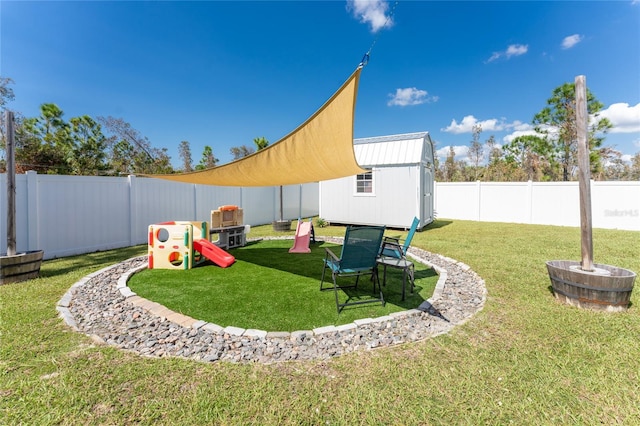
xmin=380 ymin=217 xmax=420 ymax=260
xmin=320 ymin=225 xmax=386 ymax=313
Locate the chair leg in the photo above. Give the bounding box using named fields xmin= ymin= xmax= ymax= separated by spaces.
xmin=372 ymin=268 xmax=385 ymax=306
xmin=320 ymin=264 xmax=344 ymax=313
xmin=327 ymin=269 xmax=385 ymax=313
xmin=409 ymin=263 xmax=415 ymax=294
xmin=332 ymin=273 xmax=342 ymax=313
xmin=320 ymin=263 xmax=328 ymax=291
xmin=371 ymin=267 xmax=381 ymax=293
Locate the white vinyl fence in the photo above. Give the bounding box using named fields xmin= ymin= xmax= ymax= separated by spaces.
xmin=2 ymin=173 xmax=638 ymax=260
xmin=1 ymin=171 xmax=319 ymax=259
xmin=435 ymin=180 xmax=640 ymax=231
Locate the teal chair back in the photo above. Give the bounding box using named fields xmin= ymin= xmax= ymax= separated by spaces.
xmin=402 ymin=217 xmax=420 ymax=253
xmin=320 ymin=225 xmax=387 ymax=313
xmin=339 ymin=226 xmax=385 ymax=271
xmin=381 ymin=217 xmax=420 ymax=258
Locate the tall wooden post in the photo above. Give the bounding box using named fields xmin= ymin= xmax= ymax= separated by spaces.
xmin=5 ymin=110 xmax=16 ymax=256
xmin=575 ymin=75 xmax=593 ymax=271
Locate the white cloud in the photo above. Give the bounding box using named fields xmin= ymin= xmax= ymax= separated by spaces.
xmin=442 ymin=115 xmax=478 ymax=134
xmin=387 ymin=87 xmax=438 ymax=106
xmin=561 ymin=34 xmax=583 ymax=49
xmin=511 ymin=120 xmax=533 ymax=132
xmin=598 ymin=102 xmax=640 ymax=133
xmin=506 ymin=44 xmax=528 ymax=57
xmin=442 ymin=115 xmax=518 ymax=134
xmin=444 ymin=104 xmax=640 ymax=151
xmin=502 ymin=128 xmax=539 ymax=144
xmin=500 ymin=122 xmax=538 ymax=144
xmin=436 ymin=145 xmax=468 ymax=162
xmin=486 ymin=44 xmax=528 ymax=63
xmin=347 ymin=0 xmax=393 ymax=33
xmin=486 ymin=52 xmax=502 ymax=63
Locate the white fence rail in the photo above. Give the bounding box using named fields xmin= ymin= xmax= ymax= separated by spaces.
xmin=435 ymin=181 xmax=640 ymax=231
xmin=2 ymin=174 xmax=638 ymax=260
xmin=1 ymin=172 xmax=319 ymax=259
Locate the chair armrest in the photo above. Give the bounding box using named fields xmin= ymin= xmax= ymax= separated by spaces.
xmin=383 ymin=235 xmax=401 ymax=244
xmin=324 ymin=247 xmax=340 ymax=262
xmin=381 ymin=240 xmax=402 ymax=250
xmin=380 ymin=240 xmax=405 ymax=258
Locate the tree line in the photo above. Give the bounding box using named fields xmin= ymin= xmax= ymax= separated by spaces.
xmin=0 ymin=77 xmax=262 ymax=176
xmin=1 ymin=76 xmax=639 ymax=180
xmin=435 ymin=82 xmax=640 ymax=181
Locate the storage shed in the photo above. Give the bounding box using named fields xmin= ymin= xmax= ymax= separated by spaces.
xmin=319 ymin=131 xmax=435 ymax=230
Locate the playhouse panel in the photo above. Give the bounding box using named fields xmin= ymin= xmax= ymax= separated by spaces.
xmin=148 ymin=222 xmax=194 ymax=270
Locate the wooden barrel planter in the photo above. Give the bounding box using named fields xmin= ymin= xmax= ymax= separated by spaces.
xmin=546 ymin=260 xmax=636 ymax=312
xmin=0 ymin=250 xmax=44 ymax=285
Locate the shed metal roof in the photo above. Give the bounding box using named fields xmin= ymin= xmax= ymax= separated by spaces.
xmin=353 ymin=131 xmax=431 ymax=167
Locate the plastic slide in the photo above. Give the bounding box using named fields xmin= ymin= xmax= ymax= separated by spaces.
xmin=289 ymin=220 xmax=312 ymax=253
xmin=193 ymin=239 xmax=235 ymax=268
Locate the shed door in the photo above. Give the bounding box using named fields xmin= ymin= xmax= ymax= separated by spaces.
xmin=421 ymin=165 xmax=434 ymax=225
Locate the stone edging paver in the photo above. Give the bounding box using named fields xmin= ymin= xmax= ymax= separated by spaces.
xmin=57 ymin=238 xmax=487 ymax=363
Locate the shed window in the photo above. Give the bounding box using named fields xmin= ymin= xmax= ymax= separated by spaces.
xmin=356 ymin=171 xmax=373 ymax=194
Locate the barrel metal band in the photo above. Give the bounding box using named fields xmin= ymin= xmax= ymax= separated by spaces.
xmin=552 ymin=276 xmax=634 ymax=293
xmin=552 ymin=287 xmax=630 ymax=306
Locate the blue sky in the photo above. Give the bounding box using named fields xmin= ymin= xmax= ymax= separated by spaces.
xmin=2 ymin=1 xmax=639 ymax=168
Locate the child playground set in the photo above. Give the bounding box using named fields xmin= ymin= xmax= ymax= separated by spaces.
xmin=147 ymin=205 xmax=314 ymax=270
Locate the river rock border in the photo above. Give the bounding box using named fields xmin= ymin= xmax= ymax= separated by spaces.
xmin=57 ymin=238 xmax=486 ymax=363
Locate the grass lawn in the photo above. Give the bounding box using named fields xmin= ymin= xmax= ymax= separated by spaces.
xmin=1 ymin=220 xmax=639 ymax=424
xmin=128 ymin=239 xmax=437 ymax=331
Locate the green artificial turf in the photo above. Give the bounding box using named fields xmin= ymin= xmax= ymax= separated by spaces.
xmin=128 ymin=239 xmax=438 ymax=331
xmin=2 ymin=220 xmax=639 ymax=424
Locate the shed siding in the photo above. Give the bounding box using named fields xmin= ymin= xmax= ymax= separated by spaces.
xmin=319 ymin=132 xmax=435 ymax=230
xmin=320 ymin=166 xmax=420 ymax=229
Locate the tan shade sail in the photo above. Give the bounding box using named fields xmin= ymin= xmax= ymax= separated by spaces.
xmin=145 ymin=67 xmax=367 ymax=186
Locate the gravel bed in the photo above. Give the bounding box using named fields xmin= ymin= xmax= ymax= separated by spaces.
xmin=57 ymin=238 xmax=486 ymax=363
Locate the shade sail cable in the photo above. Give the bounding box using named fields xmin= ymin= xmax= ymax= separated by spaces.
xmin=144 ymin=66 xmax=367 ymax=187
xmin=361 ymin=0 xmax=399 ymax=65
